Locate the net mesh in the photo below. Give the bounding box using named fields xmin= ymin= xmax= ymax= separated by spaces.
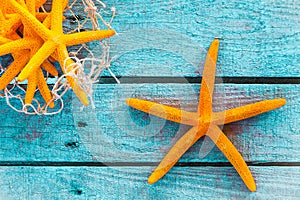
xmin=0 ymin=0 xmax=117 ymax=115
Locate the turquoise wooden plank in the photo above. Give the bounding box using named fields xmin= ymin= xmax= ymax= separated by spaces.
xmin=2 ymin=0 xmax=299 ymax=77
xmin=63 ymin=0 xmax=300 ymax=77
xmin=0 ymin=84 xmax=298 ymax=163
xmin=0 ymin=166 xmax=299 ymax=199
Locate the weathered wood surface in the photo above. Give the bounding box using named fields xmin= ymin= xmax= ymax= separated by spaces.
xmin=63 ymin=0 xmax=300 ymax=77
xmin=0 ymin=0 xmax=299 ymax=199
xmin=0 ymin=166 xmax=299 ymax=199
xmin=0 ymin=84 xmax=298 ymax=163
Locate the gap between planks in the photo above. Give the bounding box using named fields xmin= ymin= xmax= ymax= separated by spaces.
xmin=97 ymin=77 xmax=300 ymax=84
xmin=0 ymin=161 xmax=299 ymax=167
xmin=12 ymin=77 xmax=300 ymax=85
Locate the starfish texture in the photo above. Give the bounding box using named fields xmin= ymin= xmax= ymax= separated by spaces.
xmin=126 ymin=39 xmax=286 ymax=192
xmin=0 ymin=0 xmax=115 ymax=108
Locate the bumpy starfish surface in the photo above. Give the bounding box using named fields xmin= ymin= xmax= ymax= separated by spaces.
xmin=126 ymin=39 xmax=286 ymax=192
xmin=0 ymin=0 xmax=115 ymax=107
xmin=0 ymin=0 xmax=48 ymax=41
xmin=0 ymin=0 xmax=60 ymax=107
xmin=22 ymin=0 xmax=55 ymax=107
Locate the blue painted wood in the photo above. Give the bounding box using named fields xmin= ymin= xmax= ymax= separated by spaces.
xmin=63 ymin=0 xmax=300 ymax=77
xmin=0 ymin=166 xmax=299 ymax=199
xmin=0 ymin=84 xmax=298 ymax=163
xmin=0 ymin=0 xmax=299 ymax=198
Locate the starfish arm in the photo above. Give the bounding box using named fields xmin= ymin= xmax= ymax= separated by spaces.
xmin=42 ymin=12 xmax=52 ymax=29
xmin=56 ymin=44 xmax=89 ymax=106
xmin=43 ymin=0 xmax=67 ymax=31
xmin=16 ymin=0 xmax=26 ymax=7
xmin=51 ymin=0 xmax=64 ymax=33
xmin=25 ymin=73 xmax=38 ymax=105
xmin=1 ymin=1 xmax=11 ymax=16
xmin=63 ymin=30 xmax=116 ymax=46
xmin=7 ymin=0 xmax=51 ymax=40
xmin=48 ymin=55 xmax=57 ymax=63
xmin=213 ymin=99 xmax=286 ymax=125
xmin=42 ymin=13 xmax=66 ymax=29
xmin=4 ymin=0 xmax=46 ymax=13
xmin=0 ymin=36 xmax=12 ymax=45
xmin=8 ymin=16 xmax=22 ymax=35
xmin=41 ymin=60 xmax=59 ymax=77
xmin=22 ymin=6 xmax=40 ymax=106
xmin=23 ymin=0 xmax=37 ymax=37
xmin=7 ymin=32 xmax=21 ymax=41
xmin=0 ymin=38 xmax=35 ymax=56
xmin=0 ymin=52 xmax=30 ymax=90
xmin=126 ymin=98 xmax=199 ymax=126
xmin=36 ymin=13 xmax=50 ymax=22
xmin=198 ymin=39 xmax=219 ymax=116
xmin=25 ymin=0 xmax=36 ymax=14
xmin=18 ymin=40 xmax=57 ymax=82
xmin=37 ymin=69 xmax=55 ymax=108
xmin=148 ymin=126 xmax=206 ymax=184
xmin=206 ymin=125 xmax=256 ymax=192
xmin=35 ymin=0 xmax=48 ymax=9
xmin=1 ymin=15 xmax=22 ymax=40
xmin=0 ymin=9 xmax=6 ymax=21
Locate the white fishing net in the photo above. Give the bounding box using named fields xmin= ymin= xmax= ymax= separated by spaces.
xmin=0 ymin=0 xmax=117 ymax=115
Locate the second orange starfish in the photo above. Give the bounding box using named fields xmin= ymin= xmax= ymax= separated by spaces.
xmin=126 ymin=39 xmax=286 ymax=192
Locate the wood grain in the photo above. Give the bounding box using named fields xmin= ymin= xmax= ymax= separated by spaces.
xmin=0 ymin=84 xmax=298 ymax=163
xmin=60 ymin=0 xmax=300 ymax=77
xmin=0 ymin=0 xmax=299 ymax=198
xmin=0 ymin=166 xmax=299 ymax=199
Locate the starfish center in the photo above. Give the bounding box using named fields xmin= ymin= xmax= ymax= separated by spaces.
xmin=126 ymin=39 xmax=286 ymax=192
xmin=50 ymin=34 xmax=64 ymax=45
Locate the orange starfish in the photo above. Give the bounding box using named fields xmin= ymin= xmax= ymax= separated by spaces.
xmin=22 ymin=0 xmax=55 ymax=108
xmin=0 ymin=0 xmax=48 ymax=41
xmin=126 ymin=39 xmax=286 ymax=192
xmin=0 ymin=0 xmax=58 ymax=107
xmin=1 ymin=0 xmax=115 ymax=106
xmin=0 ymin=11 xmax=58 ymax=90
xmin=0 ymin=0 xmax=57 ymax=107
